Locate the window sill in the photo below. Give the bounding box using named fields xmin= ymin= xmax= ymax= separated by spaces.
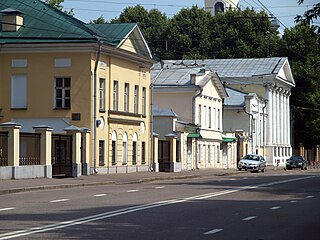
xmin=53 ymin=108 xmax=71 ymax=110
xmin=11 ymin=108 xmax=27 ymax=110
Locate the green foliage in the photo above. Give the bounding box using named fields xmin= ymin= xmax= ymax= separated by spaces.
xmin=111 ymin=6 xmax=168 ymax=60
xmin=280 ymin=24 xmax=320 ymax=147
xmin=44 ymin=0 xmax=74 ymax=16
xmin=90 ymin=15 xmax=106 ymax=24
xmin=296 ymin=0 xmax=320 ymax=33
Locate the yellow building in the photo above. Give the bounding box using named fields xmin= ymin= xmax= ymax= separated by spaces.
xmin=0 ymin=0 xmax=154 ymax=178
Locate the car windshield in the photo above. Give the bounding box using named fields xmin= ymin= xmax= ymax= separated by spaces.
xmin=290 ymin=156 xmax=304 ymax=161
xmin=243 ymin=155 xmax=259 ymax=161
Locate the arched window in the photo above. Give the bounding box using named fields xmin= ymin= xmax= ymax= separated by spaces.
xmin=122 ymin=132 xmax=128 ymax=165
xmin=112 ymin=131 xmax=117 ymax=165
xmin=215 ymin=2 xmax=224 ymax=15
xmin=132 ymin=133 xmax=138 ymax=165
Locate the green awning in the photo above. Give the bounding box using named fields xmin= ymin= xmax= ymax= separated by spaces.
xmin=223 ymin=137 xmax=237 ymax=142
xmin=187 ymin=133 xmax=202 ymax=138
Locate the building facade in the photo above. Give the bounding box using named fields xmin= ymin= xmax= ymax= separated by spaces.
xmin=151 ymin=64 xmax=234 ymax=171
xmin=157 ymin=58 xmax=295 ymax=167
xmin=0 ymin=0 xmax=154 ymax=179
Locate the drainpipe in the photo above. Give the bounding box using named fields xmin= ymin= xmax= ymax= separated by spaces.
xmin=192 ymin=88 xmax=202 ymax=169
xmin=93 ymin=40 xmax=102 ymax=174
xmin=262 ymin=100 xmax=268 ymax=157
xmin=244 ymin=106 xmax=254 ymax=154
xmin=151 ymin=67 xmax=164 ymax=171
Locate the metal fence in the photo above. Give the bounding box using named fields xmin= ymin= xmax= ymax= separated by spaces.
xmin=19 ymin=133 xmax=41 ymax=165
xmin=0 ymin=131 xmax=8 ymax=166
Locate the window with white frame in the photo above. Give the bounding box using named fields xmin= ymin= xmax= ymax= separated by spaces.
xmin=99 ymin=78 xmax=106 ymax=112
xmin=142 ymin=87 xmax=146 ymax=115
xmin=213 ymin=108 xmax=216 ymax=129
xmin=134 ymin=85 xmax=139 ymax=114
xmin=11 ymin=75 xmax=27 ymax=109
xmin=209 ymin=107 xmax=212 ymax=128
xmin=208 ymin=145 xmax=211 ymax=163
xmin=122 ymin=132 xmax=128 ymax=165
xmin=124 ymin=83 xmax=129 ymax=112
xmin=198 ymin=104 xmax=201 ymax=126
xmin=54 ymin=77 xmax=70 ymax=109
xmin=217 ymin=109 xmax=221 ymax=130
xmin=112 ymin=131 xmax=117 ymax=165
xmin=204 ymin=106 xmax=207 ymax=127
xmin=132 ymin=132 xmax=138 ymax=165
xmin=113 ymin=81 xmax=118 ymax=111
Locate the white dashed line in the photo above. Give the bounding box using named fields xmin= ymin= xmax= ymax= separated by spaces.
xmin=127 ymin=190 xmax=139 ymax=193
xmin=270 ymin=206 xmax=281 ymax=210
xmin=50 ymin=199 xmax=69 ymax=203
xmin=290 ymin=200 xmax=297 ymax=203
xmin=155 ymin=186 xmax=165 ymax=189
xmin=305 ymin=196 xmax=314 ymax=199
xmin=93 ymin=194 xmax=108 ymax=197
xmin=242 ymin=216 xmax=257 ymax=221
xmin=204 ymin=229 xmax=223 ymax=235
xmin=0 ymin=208 xmax=15 ymax=212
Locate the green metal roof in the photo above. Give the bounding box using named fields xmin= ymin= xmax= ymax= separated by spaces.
xmin=0 ymin=0 xmax=140 ymax=50
xmin=187 ymin=133 xmax=202 ymax=138
xmin=222 ymin=137 xmax=237 ymax=142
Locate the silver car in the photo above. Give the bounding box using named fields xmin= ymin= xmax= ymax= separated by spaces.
xmin=238 ymin=154 xmax=266 ymax=173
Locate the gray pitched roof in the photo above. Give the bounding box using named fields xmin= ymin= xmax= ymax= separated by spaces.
xmin=151 ymin=67 xmax=202 ymax=86
xmin=152 ymin=58 xmax=287 ymax=78
xmin=153 ymin=105 xmax=178 ymax=117
xmin=224 ymin=88 xmax=247 ymax=107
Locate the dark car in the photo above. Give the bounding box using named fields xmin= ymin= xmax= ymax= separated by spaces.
xmin=286 ymin=156 xmax=307 ymax=170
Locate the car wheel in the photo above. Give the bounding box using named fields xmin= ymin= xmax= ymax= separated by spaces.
xmin=261 ymin=168 xmax=265 ymax=172
xmin=238 ymin=168 xmax=241 ymax=171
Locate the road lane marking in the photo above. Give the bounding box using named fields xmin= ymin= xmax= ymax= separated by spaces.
xmin=49 ymin=199 xmax=69 ymax=203
xmin=305 ymin=195 xmax=314 ymax=199
xmin=93 ymin=194 xmax=108 ymax=197
xmin=0 ymin=175 xmax=317 ymax=240
xmin=270 ymin=206 xmax=281 ymax=210
xmin=204 ymin=229 xmax=223 ymax=235
xmin=0 ymin=208 xmax=15 ymax=212
xmin=127 ymin=190 xmax=139 ymax=193
xmin=155 ymin=186 xmax=165 ymax=189
xmin=242 ymin=216 xmax=257 ymax=221
xmin=290 ymin=200 xmax=297 ymax=203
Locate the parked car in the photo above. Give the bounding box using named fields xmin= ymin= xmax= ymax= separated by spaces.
xmin=238 ymin=154 xmax=266 ymax=173
xmin=286 ymin=156 xmax=307 ymax=170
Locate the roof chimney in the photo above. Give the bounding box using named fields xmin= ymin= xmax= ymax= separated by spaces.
xmin=1 ymin=8 xmax=24 ymax=32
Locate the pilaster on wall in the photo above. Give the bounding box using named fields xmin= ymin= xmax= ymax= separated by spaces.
xmin=153 ymin=133 xmax=159 ymax=172
xmin=0 ymin=122 xmax=21 ymax=167
xmin=33 ymin=125 xmax=53 ymax=178
xmin=81 ymin=128 xmax=91 ymax=176
xmin=64 ymin=125 xmax=82 ymax=177
xmin=165 ymin=133 xmax=182 ymax=172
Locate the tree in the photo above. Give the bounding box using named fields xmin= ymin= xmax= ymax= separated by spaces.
xmin=44 ymin=0 xmax=64 ymax=10
xmin=90 ymin=15 xmax=107 ymax=24
xmin=111 ymin=5 xmax=169 ymax=60
xmin=210 ymin=8 xmax=281 ymax=58
xmin=296 ymin=0 xmax=320 ymax=33
xmin=164 ymin=6 xmax=212 ymax=59
xmin=44 ymin=0 xmax=74 ymax=16
xmin=279 ymin=24 xmax=320 ymax=147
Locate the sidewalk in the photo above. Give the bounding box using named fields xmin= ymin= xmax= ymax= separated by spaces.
xmin=0 ymin=169 xmax=242 ymax=195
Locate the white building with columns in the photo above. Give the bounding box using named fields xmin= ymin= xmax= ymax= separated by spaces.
xmin=157 ymin=58 xmax=295 ymax=167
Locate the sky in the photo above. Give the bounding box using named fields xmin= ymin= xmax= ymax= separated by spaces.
xmin=62 ymin=0 xmax=318 ymax=33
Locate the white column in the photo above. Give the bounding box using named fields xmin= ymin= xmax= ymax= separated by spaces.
xmin=266 ymin=88 xmax=273 ymax=145
xmin=280 ymin=91 xmax=284 ymax=145
xmin=272 ymin=90 xmax=277 ymax=145
xmin=287 ymin=93 xmax=291 ymax=145
xmin=276 ymin=90 xmax=280 ymax=145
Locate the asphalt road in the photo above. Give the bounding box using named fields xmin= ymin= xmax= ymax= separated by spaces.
xmin=0 ymin=170 xmax=319 ymax=240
